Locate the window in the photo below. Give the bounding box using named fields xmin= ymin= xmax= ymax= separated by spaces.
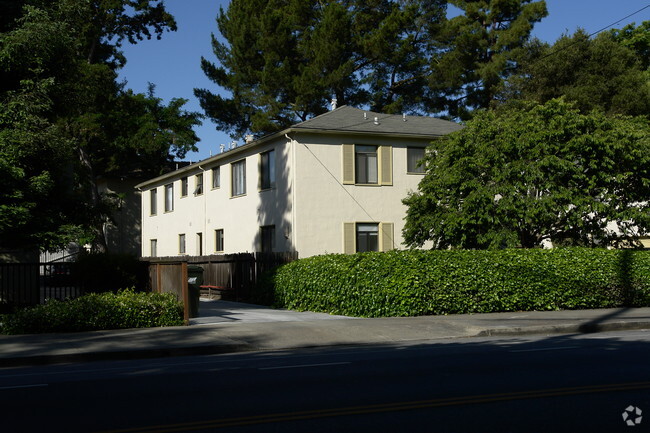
xmin=231 ymin=159 xmax=246 ymax=197
xmin=215 ymin=229 xmax=224 ymax=252
xmin=356 ymin=223 xmax=379 ymax=252
xmin=407 ymin=147 xmax=426 ymax=173
xmin=260 ymin=149 xmax=276 ymax=190
xmin=181 ymin=177 xmax=188 ymax=197
xmin=150 ymin=189 xmax=157 ymax=215
xmin=355 ymin=145 xmax=378 ymax=184
xmin=196 ymin=232 xmax=203 ymax=256
xmin=164 ymin=184 xmax=174 ymax=212
xmin=343 ymin=222 xmax=394 ymax=254
xmin=212 ymin=166 xmax=220 ymax=189
xmin=342 ymin=144 xmax=392 ymax=185
xmin=150 ymin=239 xmax=157 ymax=257
xmin=194 ymin=173 xmax=203 ymax=195
xmin=179 ymin=234 xmax=186 ymax=254
xmin=260 ymin=225 xmax=275 ymax=252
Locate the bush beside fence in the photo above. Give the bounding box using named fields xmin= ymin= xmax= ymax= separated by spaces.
xmin=263 ymin=248 xmax=650 ymax=318
xmin=0 ymin=289 xmax=184 ymax=334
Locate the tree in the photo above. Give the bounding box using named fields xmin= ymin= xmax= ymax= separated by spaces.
xmin=610 ymin=20 xmax=650 ymax=71
xmin=402 ymin=99 xmax=650 ymax=249
xmin=0 ymin=1 xmax=200 ymax=252
xmin=429 ymin=0 xmax=547 ymax=119
xmin=502 ymin=27 xmax=650 ymax=117
xmin=195 ymin=0 xmax=448 ymax=139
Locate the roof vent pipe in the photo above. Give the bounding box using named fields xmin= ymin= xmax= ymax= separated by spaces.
xmin=364 ymin=112 xmax=367 ymax=120
xmin=331 ymin=98 xmax=337 ymax=110
xmin=403 ymin=113 xmax=406 ymax=122
xmin=245 ymin=134 xmax=254 ymax=144
xmin=220 ymin=144 xmax=225 ymax=153
xmin=374 ymin=117 xmax=379 ymax=125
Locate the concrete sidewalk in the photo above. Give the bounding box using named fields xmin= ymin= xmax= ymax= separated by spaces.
xmin=1 ymin=301 xmax=650 ymax=367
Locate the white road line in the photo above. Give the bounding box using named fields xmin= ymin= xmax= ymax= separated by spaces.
xmin=0 ymin=383 xmax=48 ymax=390
xmin=509 ymin=346 xmax=580 ymax=353
xmin=259 ymin=362 xmax=351 ymax=370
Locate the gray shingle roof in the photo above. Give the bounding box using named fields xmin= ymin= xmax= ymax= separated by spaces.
xmin=292 ymin=105 xmax=462 ymax=137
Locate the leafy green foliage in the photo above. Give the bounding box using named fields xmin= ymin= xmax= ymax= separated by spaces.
xmin=0 ymin=1 xmax=200 ymax=251
xmin=264 ymin=249 xmax=650 ymax=318
xmin=196 ymin=0 xmax=450 ymax=138
xmin=432 ymin=0 xmax=548 ymax=119
xmin=503 ymin=27 xmax=650 ymax=117
xmin=403 ymin=99 xmax=650 ymax=249
xmin=0 ymin=289 xmax=184 ymax=334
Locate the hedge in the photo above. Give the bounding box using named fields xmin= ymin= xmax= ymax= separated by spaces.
xmin=0 ymin=289 xmax=184 ymax=334
xmin=262 ymin=248 xmax=650 ymax=317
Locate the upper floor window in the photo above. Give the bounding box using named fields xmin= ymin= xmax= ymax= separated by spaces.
xmin=164 ymin=184 xmax=174 ymax=212
xmin=342 ymin=144 xmax=392 ymax=186
xmin=231 ymin=159 xmax=246 ymax=197
xmin=355 ymin=145 xmax=378 ymax=184
xmin=212 ymin=166 xmax=220 ymax=189
xmin=260 ymin=149 xmax=276 ymax=190
xmin=194 ymin=173 xmax=203 ymax=195
xmin=407 ymin=147 xmax=426 ymax=173
xmin=150 ymin=188 xmax=157 ymax=215
xmin=181 ymin=177 xmax=188 ymax=197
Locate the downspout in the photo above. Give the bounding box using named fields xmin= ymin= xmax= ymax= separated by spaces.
xmin=198 ymin=165 xmax=207 ymax=256
xmin=136 ymin=186 xmax=144 ymax=257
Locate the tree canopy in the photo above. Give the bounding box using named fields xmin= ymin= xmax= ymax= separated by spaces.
xmin=196 ymin=0 xmax=546 ymax=139
xmin=502 ymin=25 xmax=650 ymax=117
xmin=402 ymin=99 xmax=650 ymax=249
xmin=0 ymin=0 xmax=201 ymax=251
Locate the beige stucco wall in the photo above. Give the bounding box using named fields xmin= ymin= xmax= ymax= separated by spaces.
xmin=140 ymin=139 xmax=294 ymax=257
xmin=290 ymin=132 xmax=430 ymax=257
xmin=140 ymin=131 xmax=436 ymax=259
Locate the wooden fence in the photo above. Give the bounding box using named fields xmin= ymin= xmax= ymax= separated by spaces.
xmin=146 ymin=252 xmax=298 ymax=323
xmin=0 ymin=262 xmax=83 ymax=310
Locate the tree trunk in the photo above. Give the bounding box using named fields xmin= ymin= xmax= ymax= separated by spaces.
xmin=78 ymin=145 xmax=108 ymax=253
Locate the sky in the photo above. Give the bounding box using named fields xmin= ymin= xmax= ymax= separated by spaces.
xmin=117 ymin=0 xmax=650 ymax=162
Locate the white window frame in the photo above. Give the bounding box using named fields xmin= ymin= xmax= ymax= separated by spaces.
xmin=150 ymin=188 xmax=157 ymax=216
xmin=231 ymin=159 xmax=246 ymax=197
xmin=164 ymin=184 xmax=174 ymax=212
xmin=260 ymin=149 xmax=276 ymax=190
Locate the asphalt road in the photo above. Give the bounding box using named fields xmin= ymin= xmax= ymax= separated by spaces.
xmin=1 ymin=330 xmax=650 ymax=433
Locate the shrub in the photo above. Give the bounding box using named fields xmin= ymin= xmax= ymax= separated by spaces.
xmin=266 ymin=248 xmax=650 ymax=317
xmin=0 ymin=289 xmax=184 ymax=334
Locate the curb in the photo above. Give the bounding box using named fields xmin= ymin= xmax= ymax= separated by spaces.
xmin=2 ymin=320 xmax=650 ymax=368
xmin=475 ymin=320 xmax=650 ymax=337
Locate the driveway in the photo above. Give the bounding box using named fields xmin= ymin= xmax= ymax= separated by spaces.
xmin=189 ymin=299 xmax=352 ymax=325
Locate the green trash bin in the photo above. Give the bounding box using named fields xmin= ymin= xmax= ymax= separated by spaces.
xmin=187 ymin=265 xmax=204 ymax=318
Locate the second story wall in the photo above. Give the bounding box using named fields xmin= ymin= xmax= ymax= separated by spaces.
xmin=140 ymin=139 xmax=295 ymax=258
xmin=290 ymin=132 xmax=432 ymax=257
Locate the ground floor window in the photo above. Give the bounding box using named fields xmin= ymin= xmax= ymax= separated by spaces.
xmin=150 ymin=239 xmax=157 ymax=257
xmin=260 ymin=225 xmax=275 ymax=252
xmin=215 ymin=229 xmax=224 ymax=252
xmin=179 ymin=234 xmax=186 ymax=254
xmin=356 ymin=223 xmax=379 ymax=252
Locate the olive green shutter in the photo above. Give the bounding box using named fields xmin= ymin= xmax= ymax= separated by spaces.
xmin=343 ymin=222 xmax=356 ymax=254
xmin=379 ymin=146 xmax=392 ymax=185
xmin=342 ymin=144 xmax=355 ymax=184
xmin=379 ymin=222 xmax=394 ymax=251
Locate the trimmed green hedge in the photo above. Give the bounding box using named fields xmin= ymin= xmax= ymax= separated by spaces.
xmin=0 ymin=289 xmax=184 ymax=334
xmin=263 ymin=249 xmax=650 ymax=317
